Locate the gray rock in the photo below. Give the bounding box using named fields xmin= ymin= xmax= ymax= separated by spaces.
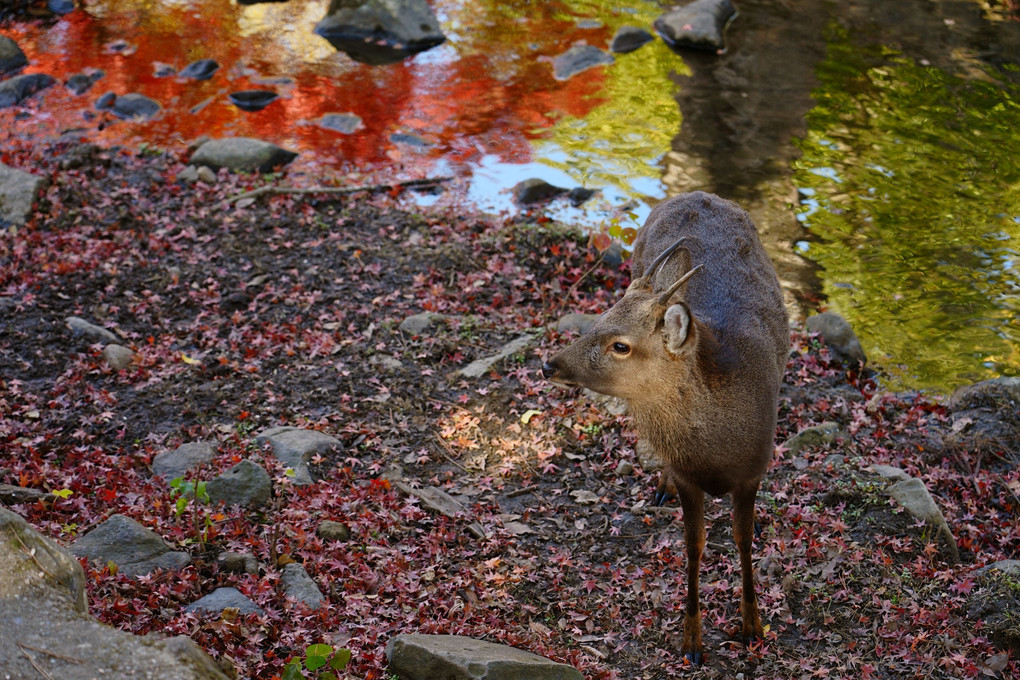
xmin=227 ymin=89 xmax=278 ymax=112
xmin=555 ymin=313 xmax=598 ymax=335
xmin=179 ymin=59 xmax=220 ymax=81
xmin=47 ymin=0 xmax=76 ymax=14
xmin=948 ymin=377 xmax=1020 ymax=413
xmin=152 ymin=441 xmax=217 ymax=480
xmin=369 ymin=353 xmax=403 ymax=371
xmin=974 ymin=559 xmax=1020 ymax=577
xmin=805 ymin=312 xmax=867 ymax=365
xmin=196 ymin=166 xmax=217 ymax=183
xmin=65 ymin=315 xmax=119 ymax=345
xmin=0 ymin=483 xmax=55 ymax=505
xmin=385 ymin=634 xmax=583 ymax=680
xmin=567 ymin=186 xmax=596 ymax=207
xmin=392 ymin=482 xmax=465 ymax=518
xmin=217 ymin=551 xmax=259 ymax=574
xmin=552 ymin=44 xmax=614 ymax=81
xmin=455 ymin=332 xmax=538 ymax=378
xmin=868 ymin=464 xmax=912 ymax=483
xmin=65 ymin=70 xmax=103 ymax=95
xmin=56 ymin=140 xmax=104 ymax=171
xmin=66 ymin=74 xmax=92 ymax=95
xmin=315 ymin=0 xmax=447 ymax=65
xmin=190 ymin=137 xmax=298 ymax=173
xmin=184 ymin=587 xmax=263 ymax=616
xmin=635 ymin=439 xmax=661 ymax=471
xmin=2 ymin=507 xmax=87 ymax=612
xmin=609 ymin=25 xmax=655 ymax=54
xmin=111 ymin=93 xmax=161 ymax=120
xmin=602 ymin=241 xmax=625 ymax=268
xmin=280 ymin=562 xmax=325 ymax=609
xmin=654 ymin=0 xmax=736 ymax=53
xmin=318 ymin=112 xmax=363 ymax=134
xmin=0 ymin=35 xmax=28 ymax=75
xmin=316 ymin=520 xmax=351 ymax=541
xmin=512 ymin=178 xmax=568 ymax=205
xmin=72 ymin=514 xmax=191 ymax=577
xmin=0 ymin=162 xmax=48 ymax=226
xmin=945 ymin=377 xmax=1020 ymax=460
xmin=886 ymin=477 xmax=959 ymax=564
xmin=399 ymin=311 xmax=442 ymax=335
xmin=95 ymin=91 xmax=116 ymax=111
xmin=0 ymin=73 xmax=55 ymax=108
xmin=967 ymin=562 xmax=1020 ymax=653
xmin=102 ymin=343 xmax=137 ymax=370
xmin=177 ymin=165 xmax=200 ymax=184
xmin=391 ymin=132 xmax=432 ymax=147
xmin=256 ymin=426 xmax=341 ymax=484
xmin=206 ymin=459 xmax=272 ymax=508
xmin=782 ymin=421 xmax=842 ymax=458
xmin=0 ymin=508 xmax=231 ymax=680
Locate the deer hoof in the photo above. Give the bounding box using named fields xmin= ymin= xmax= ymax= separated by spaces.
xmin=652 ymin=490 xmax=674 ymax=506
xmin=754 ymin=520 xmax=763 ymax=538
xmin=683 ymin=651 xmax=703 ymax=665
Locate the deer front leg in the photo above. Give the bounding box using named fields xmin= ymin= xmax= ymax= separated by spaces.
xmin=678 ymin=483 xmax=706 ymax=664
xmin=732 ymin=480 xmax=763 ymax=645
xmin=653 ymin=468 xmax=678 ymax=506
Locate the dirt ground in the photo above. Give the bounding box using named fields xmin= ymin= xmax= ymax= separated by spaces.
xmin=2 ymin=140 xmax=1018 ymax=679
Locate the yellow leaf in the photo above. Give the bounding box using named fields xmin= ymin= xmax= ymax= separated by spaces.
xmin=52 ymin=489 xmax=73 ymax=499
xmin=520 ymin=409 xmax=542 ymax=425
xmin=180 ymin=353 xmax=201 ymax=365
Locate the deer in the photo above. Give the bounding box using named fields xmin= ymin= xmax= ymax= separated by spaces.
xmin=542 ymin=191 xmax=789 ymax=664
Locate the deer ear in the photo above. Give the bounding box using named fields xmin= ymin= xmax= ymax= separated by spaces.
xmin=663 ymin=303 xmax=695 ymax=355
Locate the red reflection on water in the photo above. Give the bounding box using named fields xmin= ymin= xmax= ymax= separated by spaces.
xmin=1 ymin=0 xmax=610 ymax=178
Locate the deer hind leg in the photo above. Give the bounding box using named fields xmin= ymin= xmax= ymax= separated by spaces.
xmin=678 ymin=483 xmax=706 ymax=664
xmin=732 ymin=480 xmax=764 ymax=645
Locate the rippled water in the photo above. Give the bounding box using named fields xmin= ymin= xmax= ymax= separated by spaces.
xmin=3 ymin=0 xmax=1020 ymax=391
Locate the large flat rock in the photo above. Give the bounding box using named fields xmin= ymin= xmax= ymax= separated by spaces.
xmin=72 ymin=513 xmax=191 ymax=577
xmin=315 ymin=0 xmax=446 ymax=65
xmin=152 ymin=441 xmax=217 ymax=480
xmin=0 ymin=162 xmax=48 ymax=226
xmin=0 ymin=508 xmax=230 ymax=679
xmin=385 ymin=634 xmax=583 ymax=680
xmin=189 ymin=137 xmax=297 ymax=173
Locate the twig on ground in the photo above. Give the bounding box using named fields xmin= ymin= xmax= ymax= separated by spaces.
xmin=11 ymin=530 xmax=56 ymax=581
xmin=17 ymin=642 xmax=84 ymax=664
xmin=18 ymin=646 xmax=56 ymax=680
xmin=223 ymin=176 xmax=453 ymax=206
xmin=433 ymin=433 xmax=471 ymax=474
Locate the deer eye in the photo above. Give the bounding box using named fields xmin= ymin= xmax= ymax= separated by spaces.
xmin=610 ymin=341 xmax=631 ymax=355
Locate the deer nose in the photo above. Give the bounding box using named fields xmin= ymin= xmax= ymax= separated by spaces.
xmin=541 ymin=361 xmax=557 ymax=379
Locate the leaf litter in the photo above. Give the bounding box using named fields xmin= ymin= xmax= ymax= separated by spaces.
xmin=0 ymin=136 xmax=1018 ymax=679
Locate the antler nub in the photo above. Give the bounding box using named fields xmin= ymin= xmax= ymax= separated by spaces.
xmin=658 ymin=264 xmax=704 ymax=306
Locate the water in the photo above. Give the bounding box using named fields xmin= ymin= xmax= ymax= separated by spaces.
xmin=3 ymin=0 xmax=1019 ymax=391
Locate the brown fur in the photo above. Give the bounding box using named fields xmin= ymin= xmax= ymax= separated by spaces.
xmin=543 ymin=191 xmax=789 ymax=661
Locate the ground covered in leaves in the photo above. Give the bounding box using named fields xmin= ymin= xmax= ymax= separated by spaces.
xmin=2 ymin=137 xmax=1019 ymax=680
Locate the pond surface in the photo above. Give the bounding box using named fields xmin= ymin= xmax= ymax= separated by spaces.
xmin=3 ymin=0 xmax=1020 ymax=392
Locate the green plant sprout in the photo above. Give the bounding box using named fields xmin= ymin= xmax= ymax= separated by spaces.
xmin=169 ymin=476 xmax=212 ymax=549
xmin=281 ymin=644 xmax=351 ymax=680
